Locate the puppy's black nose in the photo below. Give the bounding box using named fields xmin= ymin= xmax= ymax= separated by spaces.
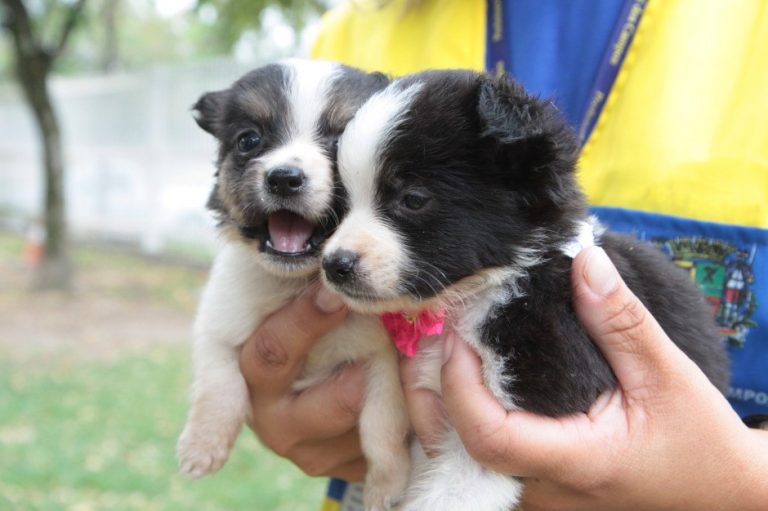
xmin=323 ymin=250 xmax=359 ymax=284
xmin=266 ymin=166 xmax=305 ymax=197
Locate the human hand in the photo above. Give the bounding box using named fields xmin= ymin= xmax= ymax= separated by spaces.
xmin=403 ymin=246 xmax=768 ymax=511
xmin=239 ymin=285 xmax=367 ymax=481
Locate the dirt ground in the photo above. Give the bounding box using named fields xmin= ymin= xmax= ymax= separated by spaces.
xmin=0 ymin=238 xmax=208 ymax=362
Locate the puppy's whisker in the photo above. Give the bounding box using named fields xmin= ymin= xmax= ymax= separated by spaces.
xmin=402 ymin=267 xmax=445 ymax=305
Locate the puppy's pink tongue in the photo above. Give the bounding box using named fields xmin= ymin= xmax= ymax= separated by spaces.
xmin=268 ymin=211 xmax=314 ymax=253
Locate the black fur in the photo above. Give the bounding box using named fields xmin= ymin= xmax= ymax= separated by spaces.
xmin=484 ymin=233 xmax=730 ymax=416
xmin=374 ymin=71 xmax=586 ymax=300
xmin=377 ymin=70 xmax=729 ymax=414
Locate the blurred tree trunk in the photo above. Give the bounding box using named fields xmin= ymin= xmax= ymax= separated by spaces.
xmin=101 ymin=0 xmax=119 ymax=73
xmin=1 ymin=0 xmax=86 ymax=291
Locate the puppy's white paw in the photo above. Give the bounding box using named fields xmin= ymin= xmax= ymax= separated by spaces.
xmin=363 ymin=466 xmax=409 ymax=511
xmin=176 ymin=425 xmax=234 ymax=478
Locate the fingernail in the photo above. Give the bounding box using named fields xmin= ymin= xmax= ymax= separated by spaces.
xmin=315 ymin=287 xmax=345 ymax=314
xmin=442 ymin=332 xmax=455 ymax=365
xmin=583 ymin=247 xmax=620 ymax=297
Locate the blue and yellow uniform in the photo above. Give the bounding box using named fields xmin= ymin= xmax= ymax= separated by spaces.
xmin=313 ymin=1 xmax=768 ymax=508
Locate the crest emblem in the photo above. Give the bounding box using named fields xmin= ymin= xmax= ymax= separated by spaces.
xmin=655 ymin=237 xmax=758 ymax=347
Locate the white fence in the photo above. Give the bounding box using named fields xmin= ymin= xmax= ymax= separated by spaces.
xmin=0 ymin=58 xmax=273 ymax=259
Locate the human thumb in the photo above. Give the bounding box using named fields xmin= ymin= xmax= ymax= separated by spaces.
xmin=571 ymin=246 xmax=690 ymax=396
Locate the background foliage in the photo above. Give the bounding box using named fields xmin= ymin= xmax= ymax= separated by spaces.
xmin=0 ymin=0 xmax=337 ymax=507
xmin=1 ymin=0 xmax=330 ymax=77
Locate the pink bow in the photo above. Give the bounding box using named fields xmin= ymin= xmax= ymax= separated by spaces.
xmin=381 ymin=308 xmax=446 ymax=357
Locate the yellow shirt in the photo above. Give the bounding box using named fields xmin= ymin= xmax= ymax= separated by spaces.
xmin=312 ymin=0 xmax=484 ymax=76
xmin=312 ymin=0 xmax=768 ymax=228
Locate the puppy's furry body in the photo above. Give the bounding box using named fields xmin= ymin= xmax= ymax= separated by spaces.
xmin=177 ymin=60 xmax=410 ymax=511
xmin=322 ymin=70 xmax=730 ymax=511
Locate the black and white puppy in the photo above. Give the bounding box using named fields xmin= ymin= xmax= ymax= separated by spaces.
xmin=176 ymin=59 xmax=411 ymax=511
xmin=321 ymin=70 xmax=730 ymax=511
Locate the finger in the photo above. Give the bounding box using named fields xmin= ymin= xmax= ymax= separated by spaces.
xmin=441 ymin=332 xmax=590 ymax=476
xmin=248 ymin=365 xmax=362 ymax=457
xmin=285 ymin=362 xmax=366 ymax=441
xmin=400 ymin=354 xmax=448 ymax=457
xmin=288 ymin=429 xmax=364 ymax=477
xmin=240 ymin=285 xmax=348 ymax=393
xmin=570 ymin=246 xmax=697 ymax=395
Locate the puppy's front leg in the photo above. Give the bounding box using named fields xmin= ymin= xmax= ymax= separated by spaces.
xmin=399 ymin=340 xmax=523 ymax=511
xmin=402 ymin=429 xmax=523 ymax=511
xmin=177 ymin=339 xmax=250 ymax=477
xmin=360 ymin=346 xmax=411 ymax=511
xmin=177 ymin=247 xmax=288 ymax=477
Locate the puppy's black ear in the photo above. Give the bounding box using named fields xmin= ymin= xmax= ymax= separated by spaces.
xmin=368 ymin=71 xmax=390 ymax=90
xmin=478 ymin=75 xmax=578 ymax=170
xmin=478 ymin=75 xmax=581 ymax=209
xmin=192 ymin=90 xmax=228 ymax=135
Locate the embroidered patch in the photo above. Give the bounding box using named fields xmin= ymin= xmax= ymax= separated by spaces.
xmin=655 ymin=237 xmax=758 ymax=348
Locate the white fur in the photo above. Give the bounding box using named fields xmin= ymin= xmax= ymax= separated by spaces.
xmin=259 ymin=137 xmax=335 ymax=218
xmin=391 ymin=227 xmax=600 ymax=511
xmin=177 ymin=244 xmax=302 ymax=477
xmin=325 ymin=75 xmax=574 ymax=509
xmin=247 ymin=60 xmax=339 ymax=223
xmin=285 ymin=58 xmax=339 ymax=137
xmin=178 ymin=61 xmax=411 ymax=511
xmin=234 ymin=60 xmax=342 ymax=277
xmin=323 ymin=76 xmax=529 ymax=510
xmin=398 ymin=226 xmax=603 ymax=511
xmin=452 ymin=280 xmax=519 ymax=410
xmin=356 ymin=280 xmax=518 ymax=511
xmin=178 ymin=241 xmax=410 ymax=511
xmin=324 ymin=211 xmax=530 ymax=510
xmin=322 ymin=71 xmax=613 ymax=510
xmin=359 ymin=347 xmax=412 ymax=511
xmin=338 ymin=83 xmax=423 ymax=210
xmin=402 ymin=431 xmax=523 ymax=511
xmin=560 ymin=218 xmax=598 ymax=258
xmin=323 ymin=207 xmax=409 ymax=305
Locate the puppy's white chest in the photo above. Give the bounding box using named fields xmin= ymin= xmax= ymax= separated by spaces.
xmin=296 ymin=313 xmax=391 ymax=390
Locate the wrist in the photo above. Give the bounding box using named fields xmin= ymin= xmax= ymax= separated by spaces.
xmin=723 ymin=428 xmax=768 ymax=511
xmin=743 ymin=429 xmax=768 ymax=511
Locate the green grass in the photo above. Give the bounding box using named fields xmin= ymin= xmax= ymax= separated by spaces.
xmin=0 ymin=231 xmax=327 ymax=510
xmin=161 ymin=240 xmax=216 ymax=266
xmin=0 ymin=232 xmax=24 ymax=261
xmin=0 ymin=346 xmax=326 ymax=511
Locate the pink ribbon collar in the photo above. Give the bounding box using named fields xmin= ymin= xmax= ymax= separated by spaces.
xmin=381 ymin=308 xmax=445 ymax=357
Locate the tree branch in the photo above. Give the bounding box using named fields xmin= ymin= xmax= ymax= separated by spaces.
xmin=1 ymin=0 xmax=41 ymax=60
xmin=52 ymin=0 xmax=86 ymax=59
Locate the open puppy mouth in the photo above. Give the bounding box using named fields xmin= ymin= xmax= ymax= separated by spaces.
xmin=260 ymin=210 xmax=327 ymax=258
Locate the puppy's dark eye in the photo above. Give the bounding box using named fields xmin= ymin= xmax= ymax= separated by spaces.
xmin=326 ymin=136 xmax=340 ymax=156
xmin=402 ymin=192 xmax=431 ymax=211
xmin=237 ymin=131 xmax=261 ymax=153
